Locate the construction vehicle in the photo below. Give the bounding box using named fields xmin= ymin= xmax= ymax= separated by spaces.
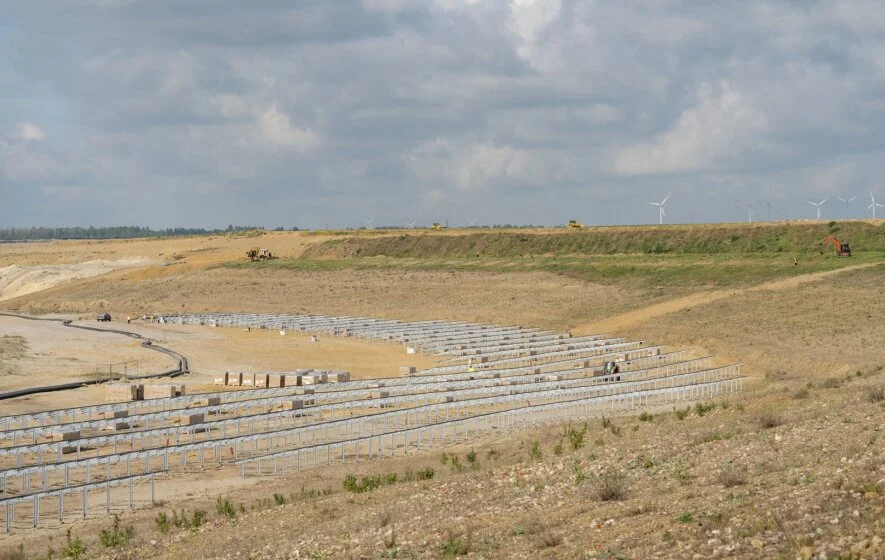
xmin=818 ymin=236 xmax=852 ymax=257
xmin=567 ymin=220 xmax=585 ymax=229
xmin=431 ymin=222 xmax=446 ymax=230
xmin=246 ymin=247 xmax=278 ymax=261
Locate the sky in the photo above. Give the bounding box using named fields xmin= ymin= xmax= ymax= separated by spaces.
xmin=2 ymin=1 xmax=885 ymax=229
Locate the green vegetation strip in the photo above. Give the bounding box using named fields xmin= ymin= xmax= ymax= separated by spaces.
xmin=222 ymin=253 xmax=883 ymax=288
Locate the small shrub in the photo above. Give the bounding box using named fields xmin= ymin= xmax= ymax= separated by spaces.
xmin=342 ymin=474 xmax=358 ymax=492
xmin=216 ymin=497 xmax=237 ymax=520
xmin=486 ymin=449 xmax=499 ymax=460
xmin=440 ymin=453 xmax=450 ymax=465
xmin=757 ymin=410 xmax=783 ymax=429
xmin=62 ymin=528 xmax=86 ymax=560
xmin=593 ymin=470 xmax=628 ymax=502
xmin=674 ymin=464 xmax=693 ymax=485
xmin=536 ymin=528 xmax=563 ymax=548
xmin=441 ymin=530 xmax=470 ymax=557
xmin=718 ymin=468 xmax=747 ymax=488
xmin=466 ymin=449 xmax=477 ymax=465
xmin=600 ymin=417 xmax=612 ymax=429
xmin=638 ymin=412 xmax=653 ymax=422
xmin=449 ymin=455 xmax=464 ymax=473
xmin=553 ymin=439 xmax=564 ymax=455
xmin=383 ymin=527 xmax=397 ymax=550
xmin=572 ymin=459 xmax=587 ymax=485
xmin=239 ymin=503 xmax=246 ymax=514
xmin=99 ymin=515 xmax=134 ymax=548
xmin=191 ymin=509 xmax=207 ymax=527
xmin=821 ymin=377 xmax=842 ymax=389
xmin=529 ymin=441 xmax=542 ymax=460
xmin=571 ymin=423 xmax=588 ymax=449
xmin=155 ymin=511 xmax=170 ymax=534
xmin=865 ymin=385 xmax=884 ymax=403
xmin=273 ymin=493 xmax=286 ymax=506
xmin=378 ymin=510 xmax=392 ymax=528
xmin=695 ymin=402 xmax=715 ymax=417
xmin=675 ymin=407 xmax=691 ymax=420
xmin=678 ymin=511 xmax=694 ymax=523
xmin=416 ymin=467 xmax=435 ymax=480
xmin=794 ymin=388 xmax=809 ymax=399
xmin=343 ymin=473 xmax=399 ymax=493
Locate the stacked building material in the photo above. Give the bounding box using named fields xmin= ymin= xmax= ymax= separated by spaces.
xmin=105 ymin=383 xmax=141 ymax=402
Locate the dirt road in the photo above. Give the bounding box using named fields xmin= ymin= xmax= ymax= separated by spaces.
xmin=576 ymin=261 xmax=884 ymax=335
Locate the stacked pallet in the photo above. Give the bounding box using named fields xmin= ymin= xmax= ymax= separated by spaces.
xmin=144 ymin=384 xmax=185 ymax=399
xmin=105 ymin=383 xmax=142 ymax=403
xmin=326 ymin=371 xmax=350 ymax=383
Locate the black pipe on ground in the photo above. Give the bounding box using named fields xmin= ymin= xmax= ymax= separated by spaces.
xmin=0 ymin=311 xmax=189 ymax=401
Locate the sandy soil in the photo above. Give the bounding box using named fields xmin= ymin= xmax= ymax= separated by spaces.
xmin=0 ymin=258 xmax=154 ymax=302
xmin=0 ymin=319 xmax=435 ymax=415
xmin=108 ymin=321 xmax=437 ymax=383
xmin=0 ymin=232 xmax=331 ymax=268
xmin=0 ymin=315 xmax=170 ymax=393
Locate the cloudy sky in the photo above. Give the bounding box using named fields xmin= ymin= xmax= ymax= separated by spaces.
xmin=2 ymin=1 xmax=885 ymax=229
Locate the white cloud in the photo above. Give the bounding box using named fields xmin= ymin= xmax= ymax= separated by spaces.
xmin=409 ymin=137 xmax=551 ymax=191
xmin=613 ymin=81 xmax=770 ymax=176
xmin=16 ymin=123 xmax=46 ymax=141
xmin=508 ymin=0 xmax=561 ymax=65
xmin=258 ymin=103 xmax=319 ymax=152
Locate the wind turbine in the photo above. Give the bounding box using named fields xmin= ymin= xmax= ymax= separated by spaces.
xmin=807 ymin=198 xmax=827 ymax=221
xmin=869 ymin=191 xmax=885 ymax=219
xmin=404 ymin=220 xmax=417 ymax=229
xmin=363 ymin=216 xmax=375 ymax=230
xmin=466 ymin=217 xmax=478 ymax=228
xmin=646 ymin=193 xmax=671 ymax=225
xmin=836 ymin=196 xmax=856 ymax=219
xmin=747 ymin=201 xmax=754 ymax=223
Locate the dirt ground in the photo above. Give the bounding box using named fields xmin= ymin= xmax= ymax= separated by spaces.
xmin=0 ymin=319 xmax=435 ymax=415
xmin=0 ymin=232 xmax=883 ymax=559
xmin=630 ymin=265 xmax=885 ymax=382
xmin=5 ymin=267 xmax=650 ymax=333
xmin=0 ymin=315 xmax=170 ymax=393
xmin=96 ymin=321 xmax=437 ymax=388
xmin=0 ymin=259 xmax=154 ymax=302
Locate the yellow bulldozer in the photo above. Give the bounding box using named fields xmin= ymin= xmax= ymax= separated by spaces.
xmin=567 ymin=220 xmax=585 ymax=229
xmin=431 ymin=222 xmax=446 ymax=230
xmin=246 ymin=247 xmax=277 ymax=262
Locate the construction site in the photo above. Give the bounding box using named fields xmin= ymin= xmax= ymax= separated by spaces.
xmin=0 ymin=223 xmax=883 ymax=559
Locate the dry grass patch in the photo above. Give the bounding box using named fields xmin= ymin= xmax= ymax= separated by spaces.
xmin=756 ymin=409 xmax=784 ymax=429
xmin=865 ymin=385 xmax=884 ymax=403
xmin=593 ymin=470 xmax=629 ymax=502
xmin=718 ymin=467 xmax=748 ymax=488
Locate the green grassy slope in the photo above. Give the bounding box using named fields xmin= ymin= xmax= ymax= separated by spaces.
xmin=301 ymin=221 xmax=885 ymax=259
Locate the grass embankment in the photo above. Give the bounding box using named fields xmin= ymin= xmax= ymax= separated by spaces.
xmin=224 ymin=222 xmax=885 ymax=289
xmin=301 ymin=221 xmax=885 ymax=258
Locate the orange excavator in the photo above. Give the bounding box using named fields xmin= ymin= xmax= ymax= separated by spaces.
xmin=819 ymin=236 xmax=852 ymax=257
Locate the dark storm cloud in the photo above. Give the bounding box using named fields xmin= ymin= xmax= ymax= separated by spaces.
xmin=2 ymin=0 xmax=885 ymax=228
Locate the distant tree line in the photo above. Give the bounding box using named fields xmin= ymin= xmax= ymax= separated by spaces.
xmin=0 ymin=225 xmax=270 ymax=241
